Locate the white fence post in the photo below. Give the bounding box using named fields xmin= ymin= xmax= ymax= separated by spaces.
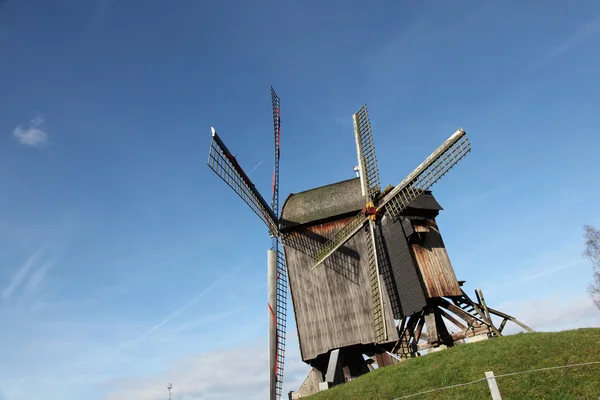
xmin=485 ymin=371 xmax=502 ymax=400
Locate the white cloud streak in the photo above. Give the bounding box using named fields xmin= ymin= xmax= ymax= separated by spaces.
xmin=530 ymin=14 xmax=600 ymax=72
xmin=546 ymin=15 xmax=600 ymax=61
xmin=485 ymin=259 xmax=587 ymax=293
xmin=166 ymin=307 xmax=244 ymax=336
xmin=13 ymin=114 xmax=48 ymax=147
xmin=247 ymin=160 xmax=264 ymax=176
xmin=2 ymin=242 xmax=49 ymax=302
xmin=22 ymin=261 xmax=55 ymax=299
xmin=117 ymin=267 xmax=240 ymax=348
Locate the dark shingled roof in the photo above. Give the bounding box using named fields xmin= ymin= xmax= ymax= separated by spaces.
xmin=281 ymin=178 xmax=365 ymax=229
xmin=281 ymin=177 xmax=444 ymax=229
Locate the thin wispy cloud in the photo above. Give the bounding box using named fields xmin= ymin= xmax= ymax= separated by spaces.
xmin=546 ymin=15 xmax=600 ymax=61
xmin=486 ymin=259 xmax=587 ymax=293
xmin=118 ymin=267 xmax=240 ymax=348
xmin=2 ymin=242 xmax=49 ymax=302
xmin=530 ymin=14 xmax=600 ymax=72
xmin=13 ymin=114 xmax=48 ymax=148
xmin=21 ymin=260 xmax=55 ymax=300
xmin=456 ymin=181 xmax=524 ymax=209
xmin=2 ymin=218 xmax=73 ymax=304
xmin=248 ymin=160 xmax=264 ymax=176
xmin=166 ymin=307 xmax=243 ymax=335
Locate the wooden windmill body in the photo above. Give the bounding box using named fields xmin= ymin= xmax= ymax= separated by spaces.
xmin=206 ymin=91 xmax=533 ymax=399
xmin=281 ymin=181 xmax=499 ymax=381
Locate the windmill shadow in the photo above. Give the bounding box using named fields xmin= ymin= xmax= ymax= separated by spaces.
xmin=282 ymin=227 xmax=361 ymax=284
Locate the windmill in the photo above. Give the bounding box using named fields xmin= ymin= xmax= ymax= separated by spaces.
xmin=307 ymin=105 xmax=473 ymax=345
xmin=280 ymin=105 xmax=533 ymax=397
xmin=207 ymin=92 xmax=534 ymax=399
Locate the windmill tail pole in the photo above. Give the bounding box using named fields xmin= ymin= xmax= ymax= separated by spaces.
xmin=268 ymin=249 xmax=278 ymax=400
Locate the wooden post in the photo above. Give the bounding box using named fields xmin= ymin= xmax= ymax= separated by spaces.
xmin=477 ymin=289 xmax=501 ymax=337
xmin=485 ymin=371 xmax=502 ymax=400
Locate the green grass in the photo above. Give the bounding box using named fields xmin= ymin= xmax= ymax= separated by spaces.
xmin=307 ymin=328 xmax=600 ymax=400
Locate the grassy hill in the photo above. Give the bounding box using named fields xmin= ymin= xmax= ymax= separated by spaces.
xmin=307 ymin=328 xmax=600 ymax=400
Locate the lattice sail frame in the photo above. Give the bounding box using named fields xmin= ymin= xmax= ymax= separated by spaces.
xmin=381 ymin=128 xmax=470 ymax=219
xmin=274 ymin=249 xmax=287 ymax=398
xmin=353 ymin=105 xmax=387 ymax=343
xmin=270 ymin=87 xmax=287 ymax=399
xmin=366 ymin=220 xmax=387 ymax=343
xmin=271 ymin=86 xmax=281 ymax=219
xmin=311 ymin=128 xmax=471 ymax=269
xmin=207 ymin=127 xmax=279 ymax=236
xmin=353 ymin=105 xmax=381 ymax=200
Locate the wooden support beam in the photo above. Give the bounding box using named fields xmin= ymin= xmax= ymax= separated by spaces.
xmin=485 ymin=306 xmax=536 ymax=333
xmin=393 ymin=311 xmax=422 ymax=355
xmin=392 ymin=289 xmax=535 ymax=358
xmin=374 ymin=352 xmax=399 ymax=368
xmin=342 ymin=366 xmax=351 ymax=383
xmin=414 ymin=315 xmax=425 ymax=343
xmin=438 ymin=307 xmax=468 ymax=331
xmin=499 ymin=318 xmax=508 ymax=333
xmin=439 ymin=299 xmax=487 ymax=327
xmin=477 ymin=289 xmax=501 ymax=337
xmin=396 ymin=317 xmax=406 ymax=339
xmin=433 ymin=306 xmax=453 ymax=345
xmin=424 ymin=308 xmax=438 ymax=346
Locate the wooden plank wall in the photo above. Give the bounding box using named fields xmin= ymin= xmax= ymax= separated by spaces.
xmin=283 ymin=217 xmax=399 ymax=362
xmin=410 ymin=219 xmax=462 ymax=298
xmin=294 ymin=368 xmax=322 ymax=398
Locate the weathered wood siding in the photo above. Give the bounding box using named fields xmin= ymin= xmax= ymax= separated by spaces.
xmin=294 ymin=368 xmax=322 ymax=398
xmin=283 ymin=217 xmax=399 ymax=362
xmin=380 ymin=215 xmax=427 ymax=318
xmin=410 ymin=219 xmax=462 ymax=298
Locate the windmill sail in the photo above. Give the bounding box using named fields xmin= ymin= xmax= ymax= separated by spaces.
xmin=353 ymin=105 xmax=386 ymax=343
xmin=366 ymin=219 xmax=387 ymax=343
xmin=353 ymin=105 xmax=381 ymax=200
xmin=270 ymin=86 xmax=287 ymax=400
xmin=310 ymin=128 xmax=470 ymax=270
xmin=380 ymin=128 xmax=470 ymax=219
xmin=271 ymin=86 xmax=281 ymax=218
xmin=274 ymin=249 xmax=287 ymax=399
xmin=207 ymin=127 xmax=279 ymax=235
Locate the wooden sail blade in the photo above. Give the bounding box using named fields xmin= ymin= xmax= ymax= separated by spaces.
xmin=353 ymin=105 xmax=381 ymax=202
xmin=380 ymin=128 xmax=470 ymax=219
xmin=207 ymin=127 xmax=279 ymax=235
xmin=366 ymin=219 xmax=387 ymax=343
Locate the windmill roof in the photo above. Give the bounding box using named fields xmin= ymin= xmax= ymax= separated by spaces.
xmin=280 ymin=178 xmax=365 ymax=229
xmin=280 ymin=177 xmax=444 ymax=229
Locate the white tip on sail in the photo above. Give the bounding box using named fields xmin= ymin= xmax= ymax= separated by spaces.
xmin=211 ymin=126 xmax=216 ymax=136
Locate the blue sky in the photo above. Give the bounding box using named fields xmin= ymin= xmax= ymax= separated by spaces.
xmin=1 ymin=0 xmax=600 ymax=399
